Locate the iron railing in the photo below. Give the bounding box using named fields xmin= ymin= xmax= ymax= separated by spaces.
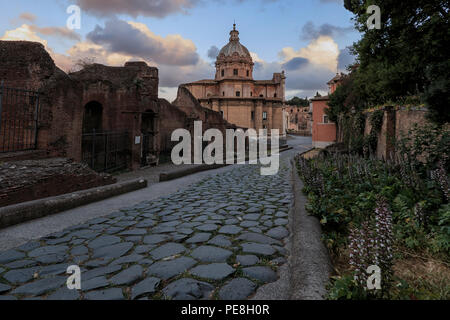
xmin=81 ymin=130 xmax=130 ymax=173
xmin=0 ymin=83 xmax=40 ymax=153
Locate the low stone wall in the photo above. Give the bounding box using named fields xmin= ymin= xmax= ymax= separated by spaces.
xmin=0 ymin=158 xmax=115 ymax=207
xmin=365 ymin=106 xmax=428 ymax=159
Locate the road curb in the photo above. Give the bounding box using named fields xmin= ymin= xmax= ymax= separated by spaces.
xmin=288 ymin=156 xmax=332 ymax=300
xmin=0 ymin=179 xmax=148 ymax=229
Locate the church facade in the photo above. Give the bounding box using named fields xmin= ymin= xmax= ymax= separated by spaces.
xmin=181 ymin=25 xmax=286 ymax=134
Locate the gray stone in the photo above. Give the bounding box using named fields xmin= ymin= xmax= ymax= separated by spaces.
xmin=190 ymin=263 xmax=234 ymax=280
xmin=92 ymin=242 xmax=133 ymax=259
xmin=150 ymin=243 xmax=186 ymax=260
xmin=0 ymin=250 xmax=25 ymax=264
xmin=71 ymin=245 xmax=88 ymax=256
xmin=110 ymin=265 xmax=143 ymax=285
xmin=83 ymin=276 xmax=109 ymax=291
xmin=29 ymin=245 xmax=68 ymax=257
xmin=35 ymin=254 xmax=66 ymax=264
xmin=219 ymin=278 xmax=256 ymax=300
xmin=274 ymin=218 xmax=289 ymax=226
xmin=147 ymin=257 xmax=196 ymax=280
xmin=162 ymin=278 xmax=214 ymax=300
xmin=236 ymin=255 xmax=259 ymax=266
xmin=208 ymin=235 xmax=232 ymax=247
xmin=191 ymin=246 xmax=232 ymax=263
xmin=4 ymin=259 xmax=37 ymax=269
xmin=143 ymin=234 xmax=170 ymax=245
xmin=84 ymin=288 xmax=124 ymax=300
xmin=134 ymin=245 xmax=156 ymax=254
xmin=241 ymin=243 xmax=276 ymax=256
xmin=12 ymin=276 xmax=66 ymax=296
xmin=119 ymin=229 xmax=147 ymax=236
xmin=242 ymin=266 xmax=277 ymax=283
xmin=16 ymin=242 xmax=40 ymax=252
xmin=3 ymin=267 xmax=39 ymax=284
xmin=195 ymin=224 xmax=219 ymax=232
xmin=47 ymin=287 xmax=80 ymax=300
xmin=111 ymin=254 xmax=144 ymax=265
xmin=186 ymin=233 xmax=211 ymax=244
xmin=244 ymin=214 xmax=261 ymax=221
xmin=271 ymin=257 xmax=287 ymax=266
xmin=240 ymin=221 xmax=259 ymax=228
xmin=39 ymin=263 xmax=70 ymax=277
xmin=88 ymin=235 xmax=121 ymax=249
xmin=83 ymin=264 xmax=122 ymax=281
xmin=0 ymin=295 xmax=17 ymax=300
xmin=218 ymin=225 xmax=242 ymax=235
xmin=131 ymin=277 xmax=160 ymax=299
xmin=237 ymin=232 xmax=281 ymax=245
xmin=266 ymin=227 xmax=289 ymax=239
xmin=0 ymin=283 xmax=11 ymax=293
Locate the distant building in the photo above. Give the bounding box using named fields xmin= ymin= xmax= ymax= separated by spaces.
xmin=181 ymin=24 xmax=286 ymax=134
xmin=311 ymin=73 xmax=345 ymax=148
xmin=287 ymin=105 xmax=312 ymax=135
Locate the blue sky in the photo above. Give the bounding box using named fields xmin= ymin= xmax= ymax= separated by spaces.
xmin=0 ymin=0 xmax=360 ymax=100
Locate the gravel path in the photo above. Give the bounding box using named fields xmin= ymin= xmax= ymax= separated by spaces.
xmin=0 ymin=137 xmax=312 ymax=300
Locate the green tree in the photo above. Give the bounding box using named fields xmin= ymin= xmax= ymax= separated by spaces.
xmin=343 ymin=0 xmax=449 ymax=123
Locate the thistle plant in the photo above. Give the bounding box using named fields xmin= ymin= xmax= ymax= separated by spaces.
xmin=348 ymin=197 xmax=394 ymax=295
xmin=431 ymin=161 xmax=449 ymax=202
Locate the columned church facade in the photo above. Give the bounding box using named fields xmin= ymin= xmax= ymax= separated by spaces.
xmin=181 ymin=25 xmax=286 ymax=133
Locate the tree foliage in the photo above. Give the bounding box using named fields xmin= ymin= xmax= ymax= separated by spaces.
xmin=337 ymin=0 xmax=449 ymax=123
xmin=286 ymin=96 xmax=310 ymax=107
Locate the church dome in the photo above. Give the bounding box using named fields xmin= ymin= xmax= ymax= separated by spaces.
xmin=217 ymin=24 xmax=252 ymax=61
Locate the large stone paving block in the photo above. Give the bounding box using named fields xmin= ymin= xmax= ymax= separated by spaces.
xmin=219 ymin=278 xmax=256 ymax=300
xmin=3 ymin=267 xmax=40 ymax=284
xmin=150 ymin=243 xmax=186 ymax=260
xmin=241 ymin=243 xmax=276 ymax=256
xmin=191 ymin=246 xmax=232 ymax=263
xmin=162 ymin=278 xmax=214 ymax=300
xmin=147 ymin=257 xmax=196 ymax=280
xmin=84 ymin=288 xmax=124 ymax=300
xmin=11 ymin=276 xmax=66 ymax=296
xmin=266 ymin=227 xmax=289 ymax=240
xmin=92 ymin=242 xmax=134 ymax=259
xmin=28 ymin=245 xmax=68 ymax=257
xmin=242 ymin=266 xmax=278 ymax=283
xmin=143 ymin=234 xmax=170 ymax=245
xmin=110 ymin=265 xmax=143 ymax=285
xmin=190 ymin=263 xmax=234 ymax=281
xmin=0 ymin=250 xmax=25 ymax=264
xmin=132 ymin=277 xmax=161 ymax=299
xmin=237 ymin=232 xmax=281 ymax=245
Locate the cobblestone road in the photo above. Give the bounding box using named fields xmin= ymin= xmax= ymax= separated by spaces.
xmin=0 ymin=150 xmax=298 ymax=300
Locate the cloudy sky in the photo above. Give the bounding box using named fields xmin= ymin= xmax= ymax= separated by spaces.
xmin=0 ymin=0 xmax=359 ymax=101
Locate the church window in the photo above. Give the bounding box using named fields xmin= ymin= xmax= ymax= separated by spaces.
xmin=247 ymin=70 xmax=249 ymax=77
xmin=233 ymin=69 xmax=238 ymax=76
xmin=274 ymin=93 xmax=277 ymax=98
xmin=236 ymin=91 xmax=241 ymax=97
xmin=221 ymin=69 xmax=224 ymax=77
xmin=263 ymin=111 xmax=267 ymax=120
xmin=251 ymin=111 xmax=255 ymax=120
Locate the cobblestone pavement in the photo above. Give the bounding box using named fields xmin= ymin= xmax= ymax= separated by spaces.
xmin=0 ymin=153 xmax=296 ymax=300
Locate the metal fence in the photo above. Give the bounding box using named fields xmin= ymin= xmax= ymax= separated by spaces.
xmin=0 ymin=84 xmax=40 ymax=153
xmin=81 ymin=130 xmax=130 ymax=173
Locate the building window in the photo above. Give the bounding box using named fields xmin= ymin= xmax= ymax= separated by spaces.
xmin=263 ymin=125 xmax=267 ymax=129
xmin=233 ymin=69 xmax=238 ymax=76
xmin=259 ymin=94 xmax=263 ymax=98
xmin=247 ymin=70 xmax=249 ymax=77
xmin=250 ymin=92 xmax=253 ymax=97
xmin=263 ymin=111 xmax=267 ymax=120
xmin=251 ymin=111 xmax=255 ymax=120
xmin=220 ymin=111 xmax=224 ymax=118
xmin=274 ymin=93 xmax=277 ymax=98
xmin=222 ymin=92 xmax=225 ymax=96
xmin=221 ymin=69 xmax=224 ymax=77
xmin=323 ymin=115 xmax=329 ymax=123
xmin=236 ymin=91 xmax=240 ymax=97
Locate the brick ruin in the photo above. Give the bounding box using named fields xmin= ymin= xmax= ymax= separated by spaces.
xmin=0 ymin=40 xmax=235 ymax=171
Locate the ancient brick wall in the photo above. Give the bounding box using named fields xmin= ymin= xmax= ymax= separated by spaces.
xmin=0 ymin=158 xmax=115 ymax=207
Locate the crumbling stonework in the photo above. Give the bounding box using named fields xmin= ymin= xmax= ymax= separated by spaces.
xmin=0 ymin=158 xmax=115 ymax=207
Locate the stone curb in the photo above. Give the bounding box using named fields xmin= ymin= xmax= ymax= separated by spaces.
xmin=0 ymin=179 xmax=148 ymax=229
xmin=288 ymin=156 xmax=332 ymax=300
xmin=159 ymin=145 xmax=293 ymax=182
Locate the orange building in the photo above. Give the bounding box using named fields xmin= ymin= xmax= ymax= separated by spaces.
xmin=311 ymin=73 xmax=345 ymax=148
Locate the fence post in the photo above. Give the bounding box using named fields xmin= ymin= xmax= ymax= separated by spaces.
xmin=0 ymin=81 xmax=3 ymax=132
xmin=91 ymin=129 xmax=96 ymax=169
xmin=34 ymin=93 xmax=40 ymax=149
xmin=104 ymin=132 xmax=108 ymax=172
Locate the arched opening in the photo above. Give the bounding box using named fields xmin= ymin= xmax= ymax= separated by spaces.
xmin=82 ymin=101 xmax=103 ymax=133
